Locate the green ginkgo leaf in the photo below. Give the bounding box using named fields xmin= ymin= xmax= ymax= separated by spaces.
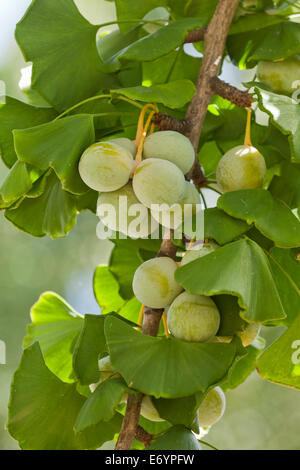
xmin=153 ymin=393 xmax=204 ymax=429
xmin=0 ymin=161 xmax=41 ymax=204
xmin=147 ymin=425 xmax=202 ymax=450
xmin=204 ymin=208 xmax=249 ymax=245
xmin=112 ymin=80 xmax=196 ymax=109
xmin=0 ymin=97 xmax=56 ymax=168
xmin=13 ymin=115 xmax=95 ymax=195
xmin=222 ymin=345 xmax=261 ymax=392
xmin=257 ymin=313 xmax=300 ymax=390
xmin=266 ymin=247 xmax=300 ymax=326
xmin=73 ymin=314 xmax=107 ymax=386
xmin=75 ymin=377 xmax=129 ymax=432
xmin=5 ymin=171 xmax=79 ymax=238
xmin=7 ymin=343 xmax=122 ymax=450
xmin=93 ymin=265 xmax=125 ymax=314
xmin=15 ymin=0 xmax=114 ymax=111
xmin=218 ymin=189 xmax=300 ymax=248
xmin=175 ymin=238 xmax=286 ymax=323
xmin=24 ymin=291 xmax=83 ymax=382
xmin=101 ymin=18 xmax=205 ymax=72
xmin=255 ymin=86 xmax=300 ymax=162
xmin=105 ymin=316 xmax=237 ymax=398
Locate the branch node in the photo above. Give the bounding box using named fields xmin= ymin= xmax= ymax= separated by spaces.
xmin=184 ymin=26 xmax=207 ymax=43
xmin=153 ymin=112 xmax=189 ymax=134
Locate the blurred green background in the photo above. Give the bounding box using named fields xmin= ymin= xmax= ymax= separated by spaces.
xmin=0 ymin=0 xmax=299 ymax=450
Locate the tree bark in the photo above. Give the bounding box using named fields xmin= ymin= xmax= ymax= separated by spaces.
xmin=115 ymin=0 xmax=240 ymax=450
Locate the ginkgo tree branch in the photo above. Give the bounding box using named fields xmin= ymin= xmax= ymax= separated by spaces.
xmin=115 ymin=0 xmax=241 ymax=450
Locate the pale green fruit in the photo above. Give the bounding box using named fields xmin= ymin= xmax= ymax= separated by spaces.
xmin=140 ymin=396 xmax=165 ymax=422
xmin=109 ymin=138 xmax=137 ymax=157
xmin=120 ymin=394 xmax=164 ymax=422
xmin=167 ymin=292 xmax=220 ymax=342
xmin=197 ymin=387 xmax=226 ymax=427
xmin=181 ymin=241 xmax=219 ymax=266
xmin=79 ymin=142 xmax=133 ymax=192
xmin=98 ymin=356 xmax=116 ymax=381
xmin=151 ymin=182 xmax=201 ymax=229
xmin=133 ymin=158 xmax=186 ymax=209
xmin=132 ymin=257 xmax=183 ymax=309
xmin=97 ymin=183 xmax=154 ymax=238
xmin=238 ymin=322 xmax=261 ymax=347
xmin=143 ymin=130 xmax=194 ymax=175
xmin=216 ymin=145 xmax=266 ymax=192
xmin=257 ymin=57 xmax=300 ymax=95
xmin=89 ymin=356 xmax=116 ymax=391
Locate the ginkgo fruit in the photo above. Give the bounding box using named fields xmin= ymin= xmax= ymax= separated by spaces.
xmin=120 ymin=394 xmax=164 ymax=422
xmin=143 ymin=130 xmax=194 ymax=175
xmin=151 ymin=181 xmax=201 ymax=229
xmin=257 ymin=57 xmax=300 ymax=96
xmin=78 ymin=141 xmax=133 ymax=192
xmin=132 ymin=257 xmax=183 ymax=308
xmin=181 ymin=241 xmax=219 ymax=266
xmin=132 ymin=158 xmax=186 ymax=208
xmin=98 ymin=355 xmax=116 ymax=382
xmin=167 ymin=292 xmax=220 ymax=342
xmin=197 ymin=387 xmax=226 ymax=427
xmin=238 ymin=322 xmax=261 ymax=347
xmin=216 ymin=145 xmax=266 ymax=192
xmin=109 ymin=137 xmax=137 ymax=157
xmin=97 ymin=183 xmax=154 ymax=238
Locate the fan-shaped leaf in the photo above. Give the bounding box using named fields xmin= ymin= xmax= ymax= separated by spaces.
xmin=255 ymin=86 xmax=300 ymax=162
xmin=204 ymin=208 xmax=249 ymax=245
xmin=112 ymin=80 xmax=196 ymax=109
xmin=147 ymin=425 xmax=202 ymax=450
xmin=153 ymin=393 xmax=204 ymax=429
xmin=175 ymin=238 xmax=286 ymax=323
xmin=257 ymin=313 xmax=300 ymax=390
xmin=0 ymin=161 xmax=41 ymax=204
xmin=73 ymin=314 xmax=106 ymax=385
xmin=105 ymin=316 xmax=237 ymax=398
xmin=24 ymin=292 xmax=83 ymax=382
xmin=218 ymin=189 xmax=300 ymax=248
xmin=5 ymin=171 xmax=78 ymax=238
xmin=101 ymin=18 xmax=205 ymax=72
xmin=15 ymin=0 xmax=114 ymax=110
xmin=75 ymin=377 xmax=129 ymax=432
xmin=7 ymin=343 xmax=121 ymax=450
xmin=13 ymin=115 xmax=95 ymax=195
xmin=0 ymin=97 xmax=56 ymax=168
xmin=266 ymin=247 xmax=300 ymax=326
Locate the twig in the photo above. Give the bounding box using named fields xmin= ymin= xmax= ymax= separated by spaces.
xmin=115 ymin=0 xmax=241 ymax=450
xmin=115 ymin=394 xmax=143 ymax=450
xmin=185 ymin=0 xmax=240 ymax=183
xmin=211 ymin=77 xmax=252 ymax=108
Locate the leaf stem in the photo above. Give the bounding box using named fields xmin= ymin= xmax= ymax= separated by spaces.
xmin=54 ymin=94 xmax=145 ymax=121
xmin=198 ymin=439 xmax=219 ymax=451
xmin=199 ymin=189 xmax=208 ymax=209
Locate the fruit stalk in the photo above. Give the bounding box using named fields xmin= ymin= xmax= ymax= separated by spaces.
xmin=115 ymin=0 xmax=241 ymax=450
